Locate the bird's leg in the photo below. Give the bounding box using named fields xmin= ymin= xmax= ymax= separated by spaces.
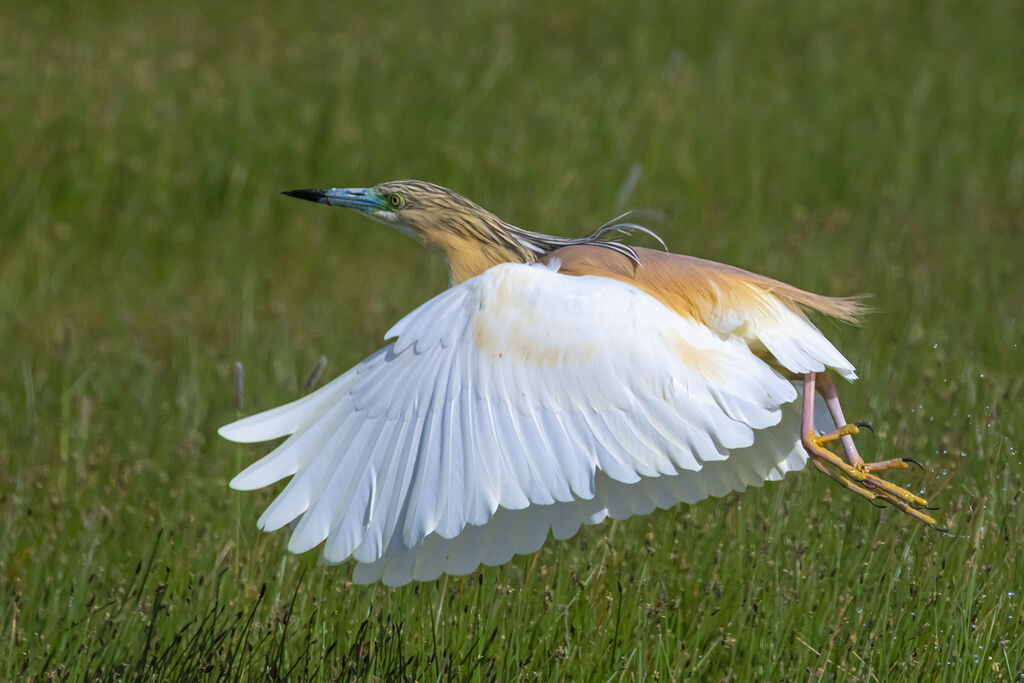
xmin=816 ymin=372 xmax=864 ymax=466
xmin=801 ymin=372 xmax=939 ymax=528
xmin=816 ymin=373 xmax=911 ymax=472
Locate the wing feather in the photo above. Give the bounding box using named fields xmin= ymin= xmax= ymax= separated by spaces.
xmin=222 ymin=262 xmax=854 ymax=585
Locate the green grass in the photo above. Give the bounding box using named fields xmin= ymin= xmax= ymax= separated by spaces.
xmin=2 ymin=0 xmax=1023 ymax=679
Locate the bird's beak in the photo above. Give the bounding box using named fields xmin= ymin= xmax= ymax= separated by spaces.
xmin=281 ymin=187 xmax=382 ymax=211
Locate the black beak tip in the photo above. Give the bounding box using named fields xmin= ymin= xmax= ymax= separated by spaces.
xmin=282 ymin=189 xmax=327 ymax=203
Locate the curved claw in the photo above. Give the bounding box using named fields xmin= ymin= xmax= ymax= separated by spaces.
xmin=923 ymin=504 xmax=940 ymax=511
xmin=869 ymin=498 xmax=889 ymax=509
xmin=901 ymin=457 xmax=924 ymax=470
xmin=854 ymin=421 xmax=875 ymax=434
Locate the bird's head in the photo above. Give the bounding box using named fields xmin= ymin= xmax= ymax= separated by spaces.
xmin=283 ymin=180 xmax=505 ymax=245
xmin=283 ymin=179 xmax=542 ymax=282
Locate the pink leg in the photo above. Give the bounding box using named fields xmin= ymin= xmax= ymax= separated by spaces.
xmin=801 ymin=371 xmax=872 ymax=490
xmin=801 ymin=372 xmax=816 ymax=439
xmin=816 ymin=373 xmax=864 ymax=466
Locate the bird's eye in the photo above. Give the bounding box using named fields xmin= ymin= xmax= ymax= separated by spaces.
xmin=387 ymin=193 xmax=405 ymax=209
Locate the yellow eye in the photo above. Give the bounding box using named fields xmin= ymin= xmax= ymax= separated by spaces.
xmin=387 ymin=193 xmax=405 ymax=209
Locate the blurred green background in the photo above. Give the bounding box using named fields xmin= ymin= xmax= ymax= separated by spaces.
xmin=1 ymin=1 xmax=1022 ymax=680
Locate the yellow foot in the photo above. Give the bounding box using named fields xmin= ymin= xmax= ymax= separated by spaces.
xmin=804 ymin=429 xmax=940 ymax=529
xmin=814 ymin=423 xmax=862 ymax=444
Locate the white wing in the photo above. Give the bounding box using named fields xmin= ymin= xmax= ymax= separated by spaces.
xmin=220 ymin=262 xmax=848 ymax=585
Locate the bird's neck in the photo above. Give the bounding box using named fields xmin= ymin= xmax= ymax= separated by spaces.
xmin=421 ymin=218 xmax=539 ymax=284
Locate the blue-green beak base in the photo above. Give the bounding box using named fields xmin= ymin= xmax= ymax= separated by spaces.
xmin=281 ymin=187 xmax=382 ymax=211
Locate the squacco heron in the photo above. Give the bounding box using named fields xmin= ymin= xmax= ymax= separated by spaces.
xmin=220 ymin=180 xmax=937 ymax=586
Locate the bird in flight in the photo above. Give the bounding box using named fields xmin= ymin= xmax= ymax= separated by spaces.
xmin=220 ymin=180 xmax=937 ymax=586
